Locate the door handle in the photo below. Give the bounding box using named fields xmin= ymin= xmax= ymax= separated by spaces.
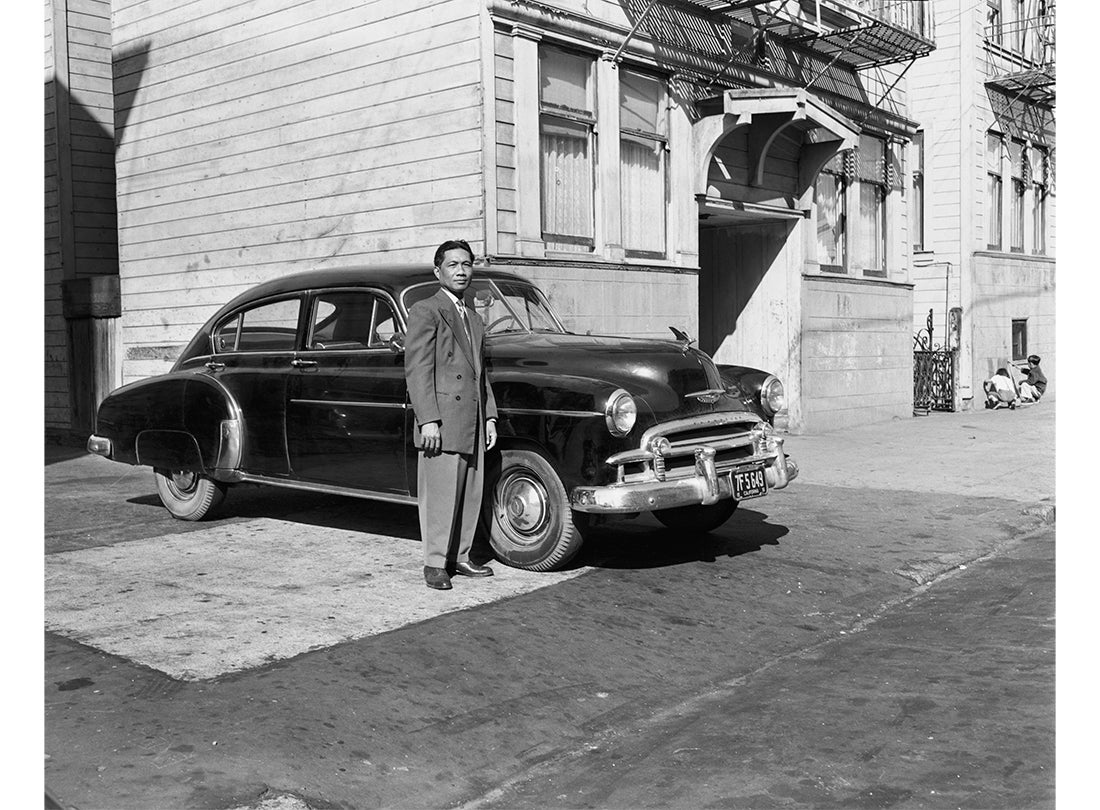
xmin=290 ymin=358 xmax=318 ymax=370
xmin=205 ymin=360 xmax=225 ymax=372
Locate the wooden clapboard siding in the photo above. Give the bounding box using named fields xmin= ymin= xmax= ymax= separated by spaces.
xmin=706 ymin=127 xmax=800 ymax=203
xmin=45 ymin=0 xmax=68 ymax=431
xmin=494 ymin=30 xmax=517 ymax=254
xmin=113 ymin=0 xmax=485 ymax=381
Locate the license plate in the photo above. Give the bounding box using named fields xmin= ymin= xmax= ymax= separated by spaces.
xmin=732 ymin=466 xmax=767 ymax=500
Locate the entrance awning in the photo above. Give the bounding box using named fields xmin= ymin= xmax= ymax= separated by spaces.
xmin=693 ymin=87 xmax=860 ymax=199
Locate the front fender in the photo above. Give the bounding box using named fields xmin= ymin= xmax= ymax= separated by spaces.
xmin=93 ymin=373 xmax=243 ymax=475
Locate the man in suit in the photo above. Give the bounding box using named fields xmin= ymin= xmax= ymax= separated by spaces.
xmin=405 ymin=240 xmax=499 ymax=590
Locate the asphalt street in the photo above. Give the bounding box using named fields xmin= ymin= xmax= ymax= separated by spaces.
xmin=42 ymin=399 xmax=1058 ymax=810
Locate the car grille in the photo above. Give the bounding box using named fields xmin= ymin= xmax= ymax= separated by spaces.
xmin=607 ymin=412 xmax=774 ymax=484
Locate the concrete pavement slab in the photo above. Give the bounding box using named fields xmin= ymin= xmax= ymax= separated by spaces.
xmin=45 ymin=520 xmax=588 ymax=681
xmin=790 ymin=398 xmax=1055 ymax=505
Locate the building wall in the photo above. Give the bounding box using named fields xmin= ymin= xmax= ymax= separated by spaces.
xmin=45 ymin=0 xmax=64 ymax=429
xmin=971 ymin=253 xmax=1056 ymax=386
xmin=908 ymin=0 xmax=1055 ymax=406
xmin=45 ymin=0 xmax=120 ymax=434
xmin=801 ymin=276 xmax=914 ymax=430
xmin=112 ymin=0 xmax=484 ymax=383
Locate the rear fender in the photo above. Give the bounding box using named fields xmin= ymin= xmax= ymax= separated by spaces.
xmin=94 ymin=373 xmax=243 ymax=476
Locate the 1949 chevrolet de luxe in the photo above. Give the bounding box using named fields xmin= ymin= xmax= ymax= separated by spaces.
xmin=88 ymin=266 xmax=798 ymax=571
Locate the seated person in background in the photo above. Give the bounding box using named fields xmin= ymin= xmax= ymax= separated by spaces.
xmin=1018 ymin=354 xmax=1047 ymax=402
xmin=983 ymin=367 xmax=1020 ymax=409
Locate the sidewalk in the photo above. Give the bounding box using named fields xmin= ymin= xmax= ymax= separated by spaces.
xmin=789 ymin=396 xmax=1055 ymax=507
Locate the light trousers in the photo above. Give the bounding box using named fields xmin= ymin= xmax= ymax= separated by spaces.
xmin=416 ymin=435 xmax=484 ymax=569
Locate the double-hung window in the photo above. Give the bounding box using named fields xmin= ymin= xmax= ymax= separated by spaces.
xmin=911 ymin=130 xmax=925 ymax=251
xmin=815 ymin=152 xmax=847 ymax=273
xmin=1031 ymin=146 xmax=1048 ymax=255
xmin=854 ymin=134 xmax=887 ymax=277
xmin=1009 ymin=139 xmax=1025 ymax=253
xmin=619 ymin=69 xmax=668 ymax=258
xmin=539 ymin=46 xmax=596 ymax=253
xmin=986 ymin=132 xmax=1003 ymax=250
xmin=987 ymin=0 xmax=1003 ymax=45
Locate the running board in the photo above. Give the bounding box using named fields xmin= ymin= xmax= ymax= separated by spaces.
xmin=236 ymin=473 xmax=417 ymax=506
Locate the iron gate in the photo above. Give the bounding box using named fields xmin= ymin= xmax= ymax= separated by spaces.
xmin=913 ymin=308 xmax=958 ymax=412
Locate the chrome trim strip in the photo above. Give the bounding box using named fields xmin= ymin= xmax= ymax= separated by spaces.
xmin=498 ymin=407 xmax=602 ymax=418
xmin=236 ymin=473 xmax=417 ymax=505
xmin=289 ymin=399 xmax=407 ymax=409
xmin=607 ymin=433 xmax=758 ymax=465
xmin=570 ymin=452 xmax=797 ymax=514
xmin=214 ymin=419 xmax=243 ymax=470
xmin=638 ymin=412 xmax=763 ymax=447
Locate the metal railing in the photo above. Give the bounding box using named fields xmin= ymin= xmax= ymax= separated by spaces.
xmin=851 ymin=0 xmax=934 ymax=40
xmin=984 ymin=13 xmax=1055 ymax=66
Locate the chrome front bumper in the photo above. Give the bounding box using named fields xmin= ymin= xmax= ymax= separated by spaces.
xmin=570 ymin=434 xmax=798 ymax=514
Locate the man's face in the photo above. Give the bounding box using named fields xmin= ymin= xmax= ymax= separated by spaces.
xmin=434 ymin=248 xmax=474 ymax=296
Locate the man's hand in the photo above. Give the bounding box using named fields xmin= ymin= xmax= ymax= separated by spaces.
xmin=486 ymin=419 xmax=498 ymax=451
xmin=421 ymin=421 xmax=442 ymax=457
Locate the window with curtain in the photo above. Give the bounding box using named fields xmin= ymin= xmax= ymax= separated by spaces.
xmin=619 ymin=69 xmax=668 ymax=258
xmin=987 ymin=132 xmax=1003 ymax=250
xmin=912 ymin=130 xmax=925 ymax=251
xmin=539 ymin=46 xmax=596 ymax=252
xmin=854 ymin=134 xmax=887 ymax=277
xmin=1032 ymin=146 xmax=1047 ymax=255
xmin=1009 ymin=139 xmax=1025 ymax=253
xmin=814 ymin=151 xmax=846 ymax=273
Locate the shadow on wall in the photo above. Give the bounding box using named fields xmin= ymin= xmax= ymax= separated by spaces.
xmin=46 ymin=41 xmax=150 ymax=440
xmin=697 ymin=219 xmax=793 ymax=359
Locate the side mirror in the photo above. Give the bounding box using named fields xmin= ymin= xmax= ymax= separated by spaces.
xmin=387 ymin=334 xmax=405 ymax=354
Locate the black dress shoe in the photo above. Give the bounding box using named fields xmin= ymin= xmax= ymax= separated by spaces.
xmin=453 ymin=560 xmax=494 ymax=577
xmin=424 ymin=566 xmax=452 ymax=590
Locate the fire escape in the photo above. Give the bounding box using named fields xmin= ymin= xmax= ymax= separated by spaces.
xmin=983 ymin=0 xmax=1055 ymax=109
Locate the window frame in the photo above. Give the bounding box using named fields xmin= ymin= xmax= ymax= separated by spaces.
xmin=303 ymin=288 xmax=402 ymax=353
xmin=538 ymin=44 xmax=598 ymax=252
xmin=211 ymin=295 xmax=303 ymax=355
xmin=618 ymin=66 xmax=669 ymax=260
xmin=1011 ymin=318 xmax=1028 ymax=362
xmin=815 ymin=154 xmax=848 ymax=274
xmin=986 ymin=132 xmax=1004 ymax=251
xmin=854 ymin=134 xmax=888 ymax=278
xmin=911 ymin=130 xmax=925 ymax=251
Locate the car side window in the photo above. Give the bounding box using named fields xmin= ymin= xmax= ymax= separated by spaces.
xmin=307 ymin=292 xmax=398 ymax=351
xmin=214 ymin=298 xmax=300 ymax=353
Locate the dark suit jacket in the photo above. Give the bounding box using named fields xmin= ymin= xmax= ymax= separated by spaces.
xmin=405 ymin=288 xmax=498 ymax=455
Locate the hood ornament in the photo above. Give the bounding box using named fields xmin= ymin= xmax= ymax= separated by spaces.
xmin=668 ymin=326 xmax=696 ymax=355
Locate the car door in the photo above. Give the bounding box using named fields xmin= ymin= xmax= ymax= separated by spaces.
xmin=203 ymin=294 xmax=304 ymax=476
xmin=286 ymin=288 xmax=409 ymax=494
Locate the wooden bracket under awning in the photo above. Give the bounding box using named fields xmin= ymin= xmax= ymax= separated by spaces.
xmin=693 ymin=87 xmax=860 ymax=195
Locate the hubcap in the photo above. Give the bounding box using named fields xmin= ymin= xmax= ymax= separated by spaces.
xmin=498 ymin=472 xmax=549 ymax=541
xmin=168 ymin=470 xmax=198 ymax=496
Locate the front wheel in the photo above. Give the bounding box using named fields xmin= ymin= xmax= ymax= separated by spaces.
xmin=483 ymin=449 xmax=587 ymax=571
xmin=653 ymin=499 xmax=737 ymax=533
xmin=153 ymin=468 xmax=227 ymax=521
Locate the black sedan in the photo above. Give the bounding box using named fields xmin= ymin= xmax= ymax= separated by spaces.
xmin=88 ymin=266 xmax=797 ymax=571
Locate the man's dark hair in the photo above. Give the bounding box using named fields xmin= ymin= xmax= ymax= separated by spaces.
xmin=1028 ymin=354 xmax=1041 ymax=365
xmin=433 ymin=239 xmax=474 ymax=268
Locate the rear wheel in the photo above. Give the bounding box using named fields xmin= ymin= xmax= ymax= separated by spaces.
xmin=153 ymin=468 xmax=227 ymax=521
xmin=483 ymin=449 xmax=587 ymax=571
xmin=653 ymin=499 xmax=737 ymax=533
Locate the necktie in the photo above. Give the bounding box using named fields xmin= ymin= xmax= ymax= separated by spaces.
xmin=457 ymin=300 xmax=472 ymax=344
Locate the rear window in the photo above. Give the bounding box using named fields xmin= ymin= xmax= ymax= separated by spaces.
xmin=214 ymin=298 xmax=301 ymax=353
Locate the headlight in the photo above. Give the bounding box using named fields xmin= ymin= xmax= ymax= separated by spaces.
xmin=604 ymin=389 xmax=637 ymax=437
xmin=760 ymin=375 xmax=785 ymax=416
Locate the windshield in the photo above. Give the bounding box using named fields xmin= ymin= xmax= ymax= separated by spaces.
xmin=402 ymin=278 xmax=566 ymax=336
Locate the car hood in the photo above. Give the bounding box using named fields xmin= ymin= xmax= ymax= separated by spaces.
xmin=485 ymin=331 xmax=755 ymax=422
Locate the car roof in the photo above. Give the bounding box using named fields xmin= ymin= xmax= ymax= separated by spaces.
xmin=220 ymin=264 xmax=527 ymax=310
